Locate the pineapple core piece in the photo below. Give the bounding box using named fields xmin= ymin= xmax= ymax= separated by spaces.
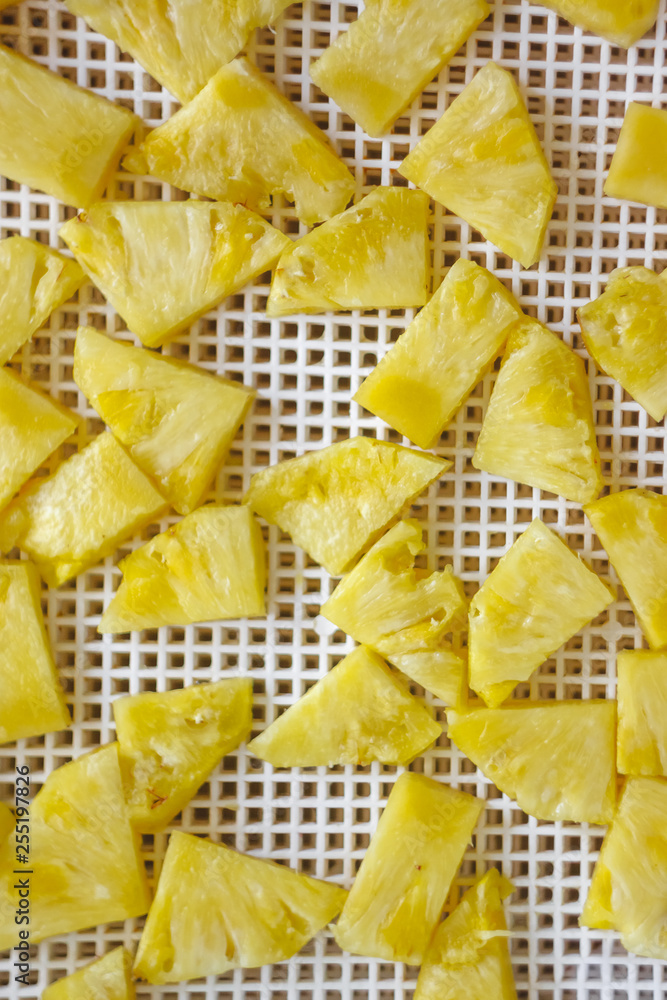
xmin=605 ymin=103 xmax=667 ymax=208
xmin=245 ymin=437 xmax=449 ymax=576
xmin=447 ymin=701 xmax=617 ymax=824
xmin=473 ymin=318 xmax=604 ymax=504
xmin=310 ymin=0 xmax=489 ymax=138
xmin=581 ymin=776 xmax=667 ymax=961
xmin=60 ymin=201 xmax=290 ymax=348
xmin=248 ymin=645 xmax=440 ymax=767
xmin=0 ymin=743 xmax=150 ymax=948
xmin=399 ymin=62 xmax=556 ymax=269
xmin=0 ymin=432 xmax=167 ymax=588
xmin=0 ymin=562 xmax=70 ymax=744
xmin=334 ymin=772 xmax=484 ymax=963
xmin=123 ymin=58 xmax=355 ymax=227
xmin=0 ymin=805 xmax=13 ymax=846
xmin=354 ymin=258 xmax=523 ymax=448
xmin=100 ymin=505 xmax=266 ymax=633
xmin=469 ymin=519 xmax=614 ymax=708
xmin=42 ymin=947 xmax=135 ymax=1000
xmin=585 ymin=489 xmax=667 ymax=650
xmin=74 ymin=326 xmax=255 ymax=514
xmin=617 ymin=650 xmax=667 ymax=777
xmin=134 ymin=830 xmax=347 ymax=983
xmin=114 ymin=678 xmax=252 ymax=832
xmin=0 ymin=43 xmax=137 ymax=209
xmin=539 ymin=0 xmax=659 ymax=49
xmin=266 ymin=186 xmax=430 ymax=316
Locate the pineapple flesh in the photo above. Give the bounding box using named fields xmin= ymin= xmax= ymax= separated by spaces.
xmin=617 ymin=650 xmax=667 ymax=776
xmin=0 ymin=804 xmax=12 ymax=846
xmin=605 ymin=103 xmax=667 ymax=208
xmin=539 ymin=0 xmax=660 ymax=48
xmin=42 ymin=947 xmax=135 ymax=1000
xmin=390 ymin=649 xmax=467 ymax=707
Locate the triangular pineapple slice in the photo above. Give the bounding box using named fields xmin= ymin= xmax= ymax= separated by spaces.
xmin=447 ymin=701 xmax=617 ymax=824
xmin=472 ymin=318 xmax=604 ymax=504
xmin=617 ymin=650 xmax=667 ymax=776
xmin=114 ymin=678 xmax=252 ymax=832
xmin=245 ymin=437 xmax=449 ymax=576
xmin=60 ymin=202 xmax=290 ymax=348
xmin=539 ymin=0 xmax=659 ymax=48
xmin=390 ymin=649 xmax=467 ymax=707
xmin=0 ymin=562 xmax=70 ymax=743
xmin=0 ymin=804 xmax=13 ymax=846
xmin=123 ymin=58 xmax=355 ymax=227
xmin=0 ymin=432 xmax=167 ymax=588
xmin=0 ymin=743 xmax=150 ymax=948
xmin=399 ymin=62 xmax=557 ymax=269
xmin=469 ymin=519 xmax=614 ymax=708
xmin=605 ymin=103 xmax=667 ymax=208
xmin=134 ymin=830 xmax=347 ymax=983
xmin=248 ymin=645 xmax=440 ymax=767
xmin=585 ymin=489 xmax=667 ymax=649
xmin=42 ymin=947 xmax=135 ymax=1000
xmin=74 ymin=326 xmax=255 ymax=514
xmin=334 ymin=772 xmax=484 ymax=963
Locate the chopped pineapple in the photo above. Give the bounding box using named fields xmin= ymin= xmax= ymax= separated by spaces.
xmin=123 ymin=58 xmax=355 ymax=227
xmin=61 ymin=202 xmax=290 ymax=348
xmin=244 ymin=437 xmax=449 ymax=576
xmin=617 ymin=650 xmax=667 ymax=776
xmin=114 ymin=678 xmax=252 ymax=832
xmin=0 ymin=432 xmax=167 ymax=588
xmin=605 ymin=103 xmax=667 ymax=209
xmin=99 ymin=505 xmax=265 ymax=633
xmin=134 ymin=830 xmax=346 ymax=983
xmin=469 ymin=519 xmax=614 ymax=708
xmin=42 ymin=947 xmax=135 ymax=1000
xmin=266 ymin=186 xmax=430 ymax=316
xmin=354 ymin=258 xmax=523 ymax=448
xmin=539 ymin=0 xmax=659 ymax=48
xmin=0 ymin=743 xmax=150 ymax=948
xmin=472 ymin=318 xmax=604 ymax=504
xmin=0 ymin=804 xmax=12 ymax=846
xmin=399 ymin=62 xmax=557 ymax=269
xmin=390 ymin=649 xmax=467 ymax=707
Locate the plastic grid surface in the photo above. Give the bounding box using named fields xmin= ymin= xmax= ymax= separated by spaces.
xmin=0 ymin=0 xmax=666 ymax=997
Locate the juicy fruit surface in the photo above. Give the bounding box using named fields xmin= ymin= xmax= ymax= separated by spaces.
xmin=42 ymin=947 xmax=135 ymax=1000
xmin=244 ymin=436 xmax=449 ymax=575
xmin=134 ymin=830 xmax=347 ymax=983
xmin=469 ymin=519 xmax=614 ymax=707
xmin=399 ymin=61 xmax=556 ymax=268
xmin=473 ymin=318 xmax=604 ymax=504
xmin=540 ymin=0 xmax=659 ymax=47
xmin=124 ymin=58 xmax=354 ymax=226
xmin=617 ymin=650 xmax=667 ymax=776
xmin=354 ymin=258 xmax=523 ymax=448
xmin=266 ymin=186 xmax=430 ymax=316
xmin=333 ymin=772 xmax=484 ymax=964
xmin=390 ymin=650 xmax=467 ymax=707
xmin=74 ymin=326 xmax=255 ymax=514
xmin=605 ymin=103 xmax=667 ymax=209
xmin=61 ymin=202 xmax=290 ymax=348
xmin=0 ymin=804 xmax=12 ymax=846
xmin=114 ymin=678 xmax=252 ymax=832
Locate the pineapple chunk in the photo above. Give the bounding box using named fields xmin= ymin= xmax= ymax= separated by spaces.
xmin=390 ymin=649 xmax=467 ymax=707
xmin=605 ymin=103 xmax=667 ymax=209
xmin=581 ymin=776 xmax=667 ymax=960
xmin=60 ymin=202 xmax=290 ymax=348
xmin=114 ymin=678 xmax=252 ymax=832
xmin=447 ymin=701 xmax=617 ymax=824
xmin=584 ymin=489 xmax=667 ymax=649
xmin=354 ymin=258 xmax=523 ymax=448
xmin=539 ymin=0 xmax=659 ymax=48
xmin=248 ymin=645 xmax=440 ymax=767
xmin=266 ymin=187 xmax=430 ymax=316
xmin=43 ymin=947 xmax=134 ymax=1000
xmin=123 ymin=58 xmax=355 ymax=226
xmin=334 ymin=772 xmax=484 ymax=963
xmin=617 ymin=650 xmax=667 ymax=776
xmin=74 ymin=326 xmax=255 ymax=513
xmin=399 ymin=62 xmax=557 ymax=269
xmin=0 ymin=432 xmax=167 ymax=588
xmin=0 ymin=236 xmax=85 ymax=364
xmin=0 ymin=43 xmax=137 ymax=209
xmin=0 ymin=804 xmax=12 ymax=846
xmin=0 ymin=743 xmax=150 ymax=948
xmin=473 ymin=318 xmax=604 ymax=504
xmin=100 ymin=505 xmax=265 ymax=633
xmin=134 ymin=830 xmax=347 ymax=983
xmin=244 ymin=437 xmax=449 ymax=576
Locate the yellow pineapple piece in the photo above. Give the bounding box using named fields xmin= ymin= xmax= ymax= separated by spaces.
xmin=134 ymin=830 xmax=346 ymax=983
xmin=0 ymin=743 xmax=150 ymax=948
xmin=0 ymin=43 xmax=137 ymax=209
xmin=43 ymin=947 xmax=135 ymax=1000
xmin=266 ymin=187 xmax=430 ymax=316
xmin=74 ymin=326 xmax=255 ymax=513
xmin=581 ymin=776 xmax=667 ymax=960
xmin=354 ymin=258 xmax=523 ymax=448
xmin=605 ymin=103 xmax=667 ymax=209
xmin=114 ymin=678 xmax=252 ymax=832
xmin=334 ymin=772 xmax=484 ymax=963
xmin=0 ymin=432 xmax=167 ymax=588
xmin=61 ymin=202 xmax=290 ymax=348
xmin=617 ymin=650 xmax=667 ymax=776
xmin=124 ymin=58 xmax=354 ymax=226
xmin=473 ymin=318 xmax=604 ymax=504
xmin=245 ymin=437 xmax=448 ymax=575
xmin=390 ymin=649 xmax=467 ymax=707
xmin=0 ymin=805 xmax=13 ymax=846
xmin=399 ymin=62 xmax=557 ymax=269
xmin=539 ymin=0 xmax=659 ymax=48
xmin=584 ymin=489 xmax=667 ymax=649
